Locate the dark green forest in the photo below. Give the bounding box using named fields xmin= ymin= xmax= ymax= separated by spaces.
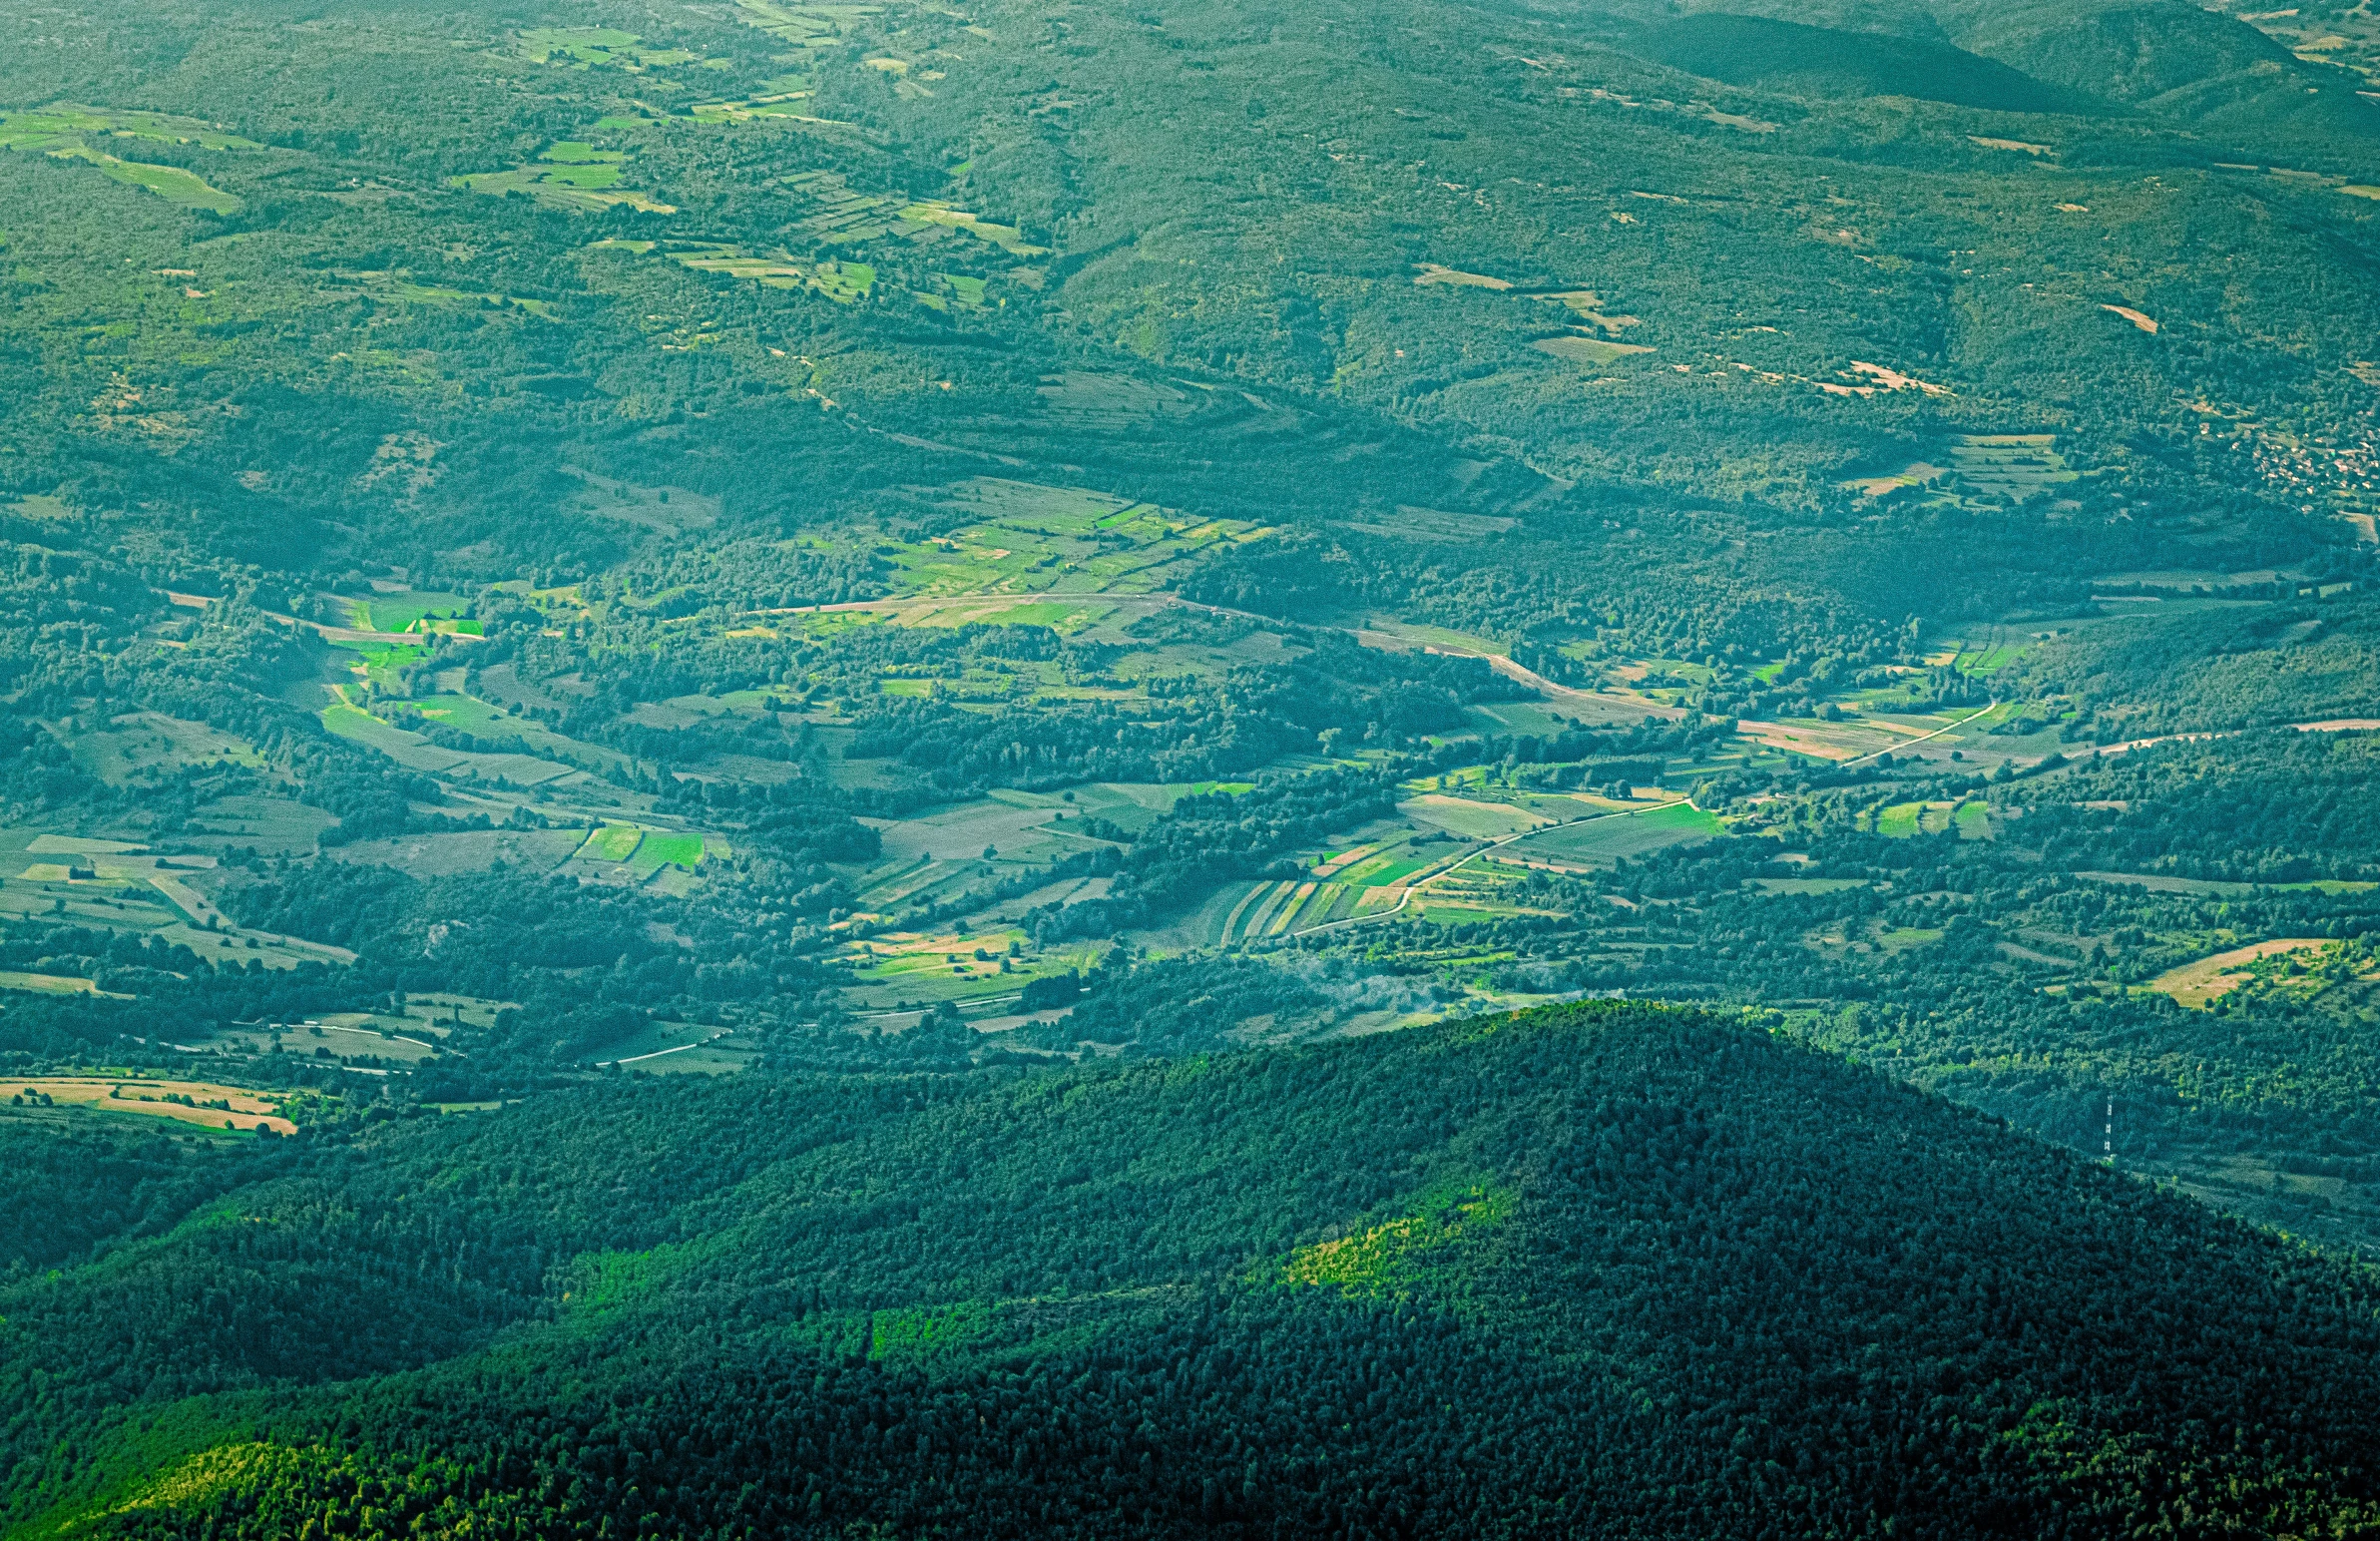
xmin=14 ymin=1008 xmax=2380 ymax=1540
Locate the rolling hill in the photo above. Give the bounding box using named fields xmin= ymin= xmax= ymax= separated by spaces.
xmin=6 ymin=1004 xmax=2379 ymax=1538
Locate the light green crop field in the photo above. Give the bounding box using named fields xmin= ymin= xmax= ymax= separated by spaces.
xmin=1876 ymin=803 xmax=1924 ymax=837
xmin=1510 ymin=801 xmax=1720 ymax=865
xmin=63 ymin=148 xmax=240 ymax=214
xmin=579 ymin=825 xmax=646 ymax=862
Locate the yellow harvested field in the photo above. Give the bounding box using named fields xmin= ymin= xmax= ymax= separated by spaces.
xmin=1 ymin=1077 xmax=295 ymax=1134
xmin=1412 ymin=263 xmax=1510 ymax=288
xmin=2147 ymin=938 xmax=2329 ymax=1008
xmin=0 ymin=970 xmax=125 ymax=997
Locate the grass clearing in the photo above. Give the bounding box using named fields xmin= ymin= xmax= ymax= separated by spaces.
xmin=69 ymin=712 xmax=264 ymax=786
xmin=634 ymin=833 xmax=705 ymax=872
xmin=1533 ymin=335 xmax=1656 ymax=365
xmin=0 ymin=105 xmax=253 ymax=213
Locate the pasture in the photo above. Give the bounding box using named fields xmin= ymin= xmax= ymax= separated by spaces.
xmin=321 ymin=701 xmax=581 ymax=787
xmin=184 ymin=794 xmax=337 ymax=853
xmin=69 ymin=711 xmax=264 ymax=786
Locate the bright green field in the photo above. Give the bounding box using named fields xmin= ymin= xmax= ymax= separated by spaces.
xmin=351 ymin=591 xmax=472 ymax=633
xmin=633 ymin=833 xmax=705 ymax=874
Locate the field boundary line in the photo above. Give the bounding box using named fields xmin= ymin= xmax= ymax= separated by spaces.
xmin=601 ymin=1031 xmax=733 ymax=1066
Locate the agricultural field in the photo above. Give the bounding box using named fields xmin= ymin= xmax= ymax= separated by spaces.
xmin=0 ymin=1077 xmax=293 ymax=1135
xmin=837 ymin=925 xmax=1100 ymax=1011
xmin=1871 ymin=800 xmax=1990 ymax=837
xmin=1396 ymin=793 xmax=1555 ymax=840
xmin=181 ymin=794 xmax=338 ymax=854
xmin=0 ymin=834 xmax=349 ymax=968
xmin=1941 ymin=434 xmax=2081 ymax=506
xmin=321 ymin=701 xmax=583 ymax=787
xmin=1504 ymin=801 xmax=1721 ymax=868
xmin=2145 ymin=937 xmax=2341 ymax=1008
xmin=455 ymin=141 xmax=676 ymax=213
xmin=844 ymin=479 xmax=1270 ymax=601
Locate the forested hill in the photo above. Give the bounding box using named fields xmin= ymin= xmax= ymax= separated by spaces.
xmin=9 ymin=1003 xmax=2380 ymax=1540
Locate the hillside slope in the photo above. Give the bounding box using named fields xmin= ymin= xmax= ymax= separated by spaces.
xmin=7 ymin=1004 xmax=2379 ymax=1538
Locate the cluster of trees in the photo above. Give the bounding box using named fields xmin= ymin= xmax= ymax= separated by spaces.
xmin=2011 ymin=729 xmax=2380 ymax=882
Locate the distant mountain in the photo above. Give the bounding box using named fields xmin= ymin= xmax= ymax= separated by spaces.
xmin=1627 ymin=13 xmax=2093 ymax=112
xmin=1672 ymin=0 xmax=2380 ymax=143
xmin=8 ymin=1004 xmax=2379 ymax=1537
